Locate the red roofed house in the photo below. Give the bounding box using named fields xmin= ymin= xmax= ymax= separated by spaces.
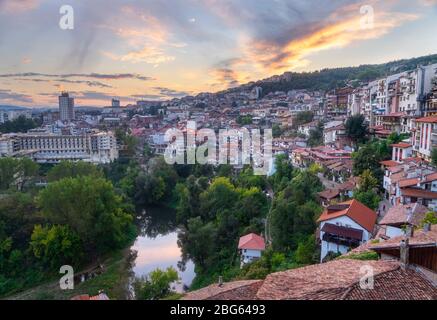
xmin=317 ymin=200 xmax=377 ymax=262
xmin=238 ymin=233 xmax=266 ymax=267
xmin=391 ymin=142 xmax=412 ymax=162
xmin=378 ymin=203 xmax=428 ymax=239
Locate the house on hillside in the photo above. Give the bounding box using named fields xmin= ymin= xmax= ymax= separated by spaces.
xmin=317 ymin=200 xmax=377 ymax=262
xmin=378 ymin=203 xmax=428 ymax=239
xmin=238 ymin=233 xmax=266 ymax=267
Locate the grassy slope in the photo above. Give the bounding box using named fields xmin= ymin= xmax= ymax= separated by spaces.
xmin=4 ymin=249 xmax=133 ymax=300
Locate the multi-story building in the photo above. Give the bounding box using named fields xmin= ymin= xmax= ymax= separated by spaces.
xmin=424 ymin=75 xmax=437 ymax=116
xmin=0 ymin=109 xmax=32 ymax=124
xmin=111 ymin=98 xmax=120 ymax=108
xmin=59 ymin=92 xmax=75 ymax=122
xmin=317 ymin=200 xmax=377 ymax=262
xmin=412 ymin=115 xmax=437 ymax=161
xmin=0 ymin=131 xmax=118 ymax=164
xmin=347 ymin=87 xmax=368 ymax=117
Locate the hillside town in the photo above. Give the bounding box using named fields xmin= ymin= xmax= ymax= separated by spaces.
xmin=1 ymin=59 xmax=436 ymax=300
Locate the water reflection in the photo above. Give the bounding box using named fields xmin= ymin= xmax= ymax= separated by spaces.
xmin=130 ymin=206 xmax=195 ymax=294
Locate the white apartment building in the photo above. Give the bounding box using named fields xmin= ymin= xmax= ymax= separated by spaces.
xmin=317 ymin=200 xmax=377 ymax=262
xmin=0 ymin=131 xmax=118 ymax=164
xmin=412 ymin=116 xmax=437 ymax=161
xmin=351 ymin=63 xmax=437 ymax=128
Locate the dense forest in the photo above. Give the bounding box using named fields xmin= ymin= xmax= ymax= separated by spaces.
xmin=0 ymin=115 xmax=41 ymax=133
xmin=229 ymin=54 xmax=437 ymax=96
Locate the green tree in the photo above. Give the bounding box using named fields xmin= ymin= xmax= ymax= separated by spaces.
xmin=270 ymin=171 xmax=322 ymax=251
xmin=358 ymin=169 xmax=379 ymax=192
xmin=421 ymin=212 xmax=437 ymax=226
xmin=30 ymin=225 xmax=83 ymax=269
xmin=0 ymin=115 xmax=40 ymax=133
xmin=432 ymin=149 xmax=437 ymax=167
xmin=345 ymin=114 xmax=369 ymax=147
xmin=37 ymin=176 xmax=135 ymax=255
xmin=0 ymin=158 xmax=39 ymax=191
xmin=272 ymin=124 xmax=282 ymax=138
xmin=353 ymin=139 xmax=390 ymax=181
xmin=134 ymin=267 xmax=179 ymax=300
xmin=236 ymin=115 xmax=253 ymax=125
xmin=178 ymin=217 xmax=217 ymax=270
xmin=0 ymin=158 xmax=19 ymax=190
xmin=354 ymin=190 xmax=381 ymax=210
xmin=199 ymin=177 xmax=239 ymax=220
xmin=292 ymin=111 xmax=314 ymax=129
xmin=307 ymin=122 xmax=324 ymax=147
xmin=47 ymin=161 xmax=103 ymax=182
xmin=134 ymin=175 xmax=166 ymax=205
xmin=294 ymin=235 xmax=318 ymax=265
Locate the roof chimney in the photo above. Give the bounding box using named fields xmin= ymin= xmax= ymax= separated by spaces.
xmin=218 ymin=276 xmax=223 ymax=287
xmin=405 ymin=225 xmax=414 ymax=238
xmin=399 ymin=238 xmax=409 ymax=270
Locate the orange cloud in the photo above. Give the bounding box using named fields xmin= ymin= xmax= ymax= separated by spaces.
xmin=104 ymin=47 xmax=175 ymax=65
xmin=243 ymin=8 xmax=419 ymax=74
xmin=0 ymin=0 xmax=39 ymax=13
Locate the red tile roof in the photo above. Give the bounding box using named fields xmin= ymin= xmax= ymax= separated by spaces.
xmin=390 ymin=143 xmax=412 ymax=148
xmin=371 ymin=224 xmax=437 ymax=250
xmin=344 ymin=268 xmax=437 ymax=300
xmin=416 ymin=116 xmax=437 ymax=123
xmin=401 ymin=188 xmax=437 ymax=199
xmin=398 ymin=177 xmax=420 ymax=188
xmin=183 ymin=258 xmax=437 ymax=300
xmin=256 ymin=259 xmax=400 ymax=300
xmin=379 ymin=203 xmax=428 ymax=226
xmin=238 ymin=233 xmax=266 ymax=251
xmin=380 ymin=160 xmax=400 ymax=167
xmin=318 ymin=189 xmax=340 ymax=200
xmin=182 ymin=280 xmax=263 ymax=300
xmin=317 ymin=200 xmax=377 ymax=232
xmin=71 ymin=293 xmax=110 ymax=300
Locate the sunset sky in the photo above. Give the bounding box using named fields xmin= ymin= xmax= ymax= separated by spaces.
xmin=1 ymin=0 xmax=437 ymax=107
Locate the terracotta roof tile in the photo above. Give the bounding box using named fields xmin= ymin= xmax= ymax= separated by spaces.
xmin=391 ymin=143 xmax=412 ymax=148
xmin=401 ymin=188 xmax=437 ymax=199
xmin=380 ymin=160 xmax=400 ymax=167
xmin=416 ymin=116 xmax=437 ymax=123
xmin=238 ymin=233 xmax=266 ymax=250
xmin=344 ymin=268 xmax=437 ymax=300
xmin=256 ymin=259 xmax=399 ymax=300
xmin=371 ymin=225 xmax=437 ymax=249
xmin=318 ymin=189 xmax=340 ymax=200
xmin=379 ymin=203 xmax=428 ymax=226
xmin=182 ymin=280 xmax=263 ymax=300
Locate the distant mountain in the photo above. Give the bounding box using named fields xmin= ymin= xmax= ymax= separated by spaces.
xmin=0 ymin=105 xmax=30 ymax=111
xmin=220 ymin=53 xmax=437 ymax=97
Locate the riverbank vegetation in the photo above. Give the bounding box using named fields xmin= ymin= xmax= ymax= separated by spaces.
xmin=0 ymin=158 xmax=136 ymax=298
xmin=1 ymin=150 xmax=328 ymax=299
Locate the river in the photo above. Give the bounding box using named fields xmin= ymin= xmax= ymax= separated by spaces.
xmin=129 ymin=206 xmax=195 ymax=294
